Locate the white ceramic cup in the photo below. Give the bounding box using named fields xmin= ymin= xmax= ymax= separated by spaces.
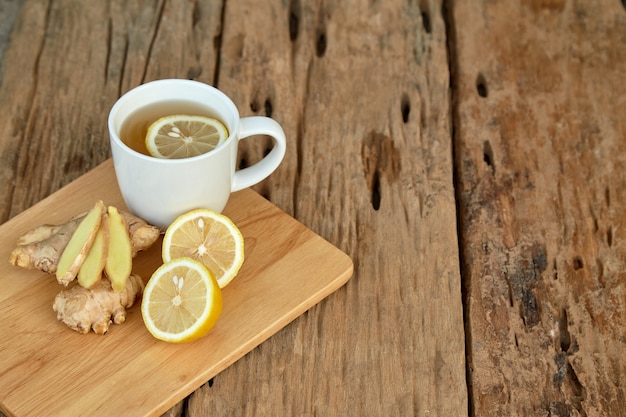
xmin=108 ymin=79 xmax=286 ymax=230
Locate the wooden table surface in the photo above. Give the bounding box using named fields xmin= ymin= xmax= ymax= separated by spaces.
xmin=1 ymin=1 xmax=624 ymax=416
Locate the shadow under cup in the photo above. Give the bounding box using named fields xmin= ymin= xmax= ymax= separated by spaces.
xmin=108 ymin=79 xmax=266 ymax=230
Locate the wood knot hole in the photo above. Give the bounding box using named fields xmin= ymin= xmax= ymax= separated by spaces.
xmin=476 ymin=73 xmax=488 ymax=98
xmin=361 ymin=131 xmax=401 ymax=211
xmin=289 ymin=0 xmax=301 ymax=41
xmin=421 ymin=10 xmax=432 ymax=33
xmin=573 ymin=256 xmax=584 ymax=270
xmin=371 ymin=172 xmax=381 ymax=210
xmin=264 ymin=98 xmax=273 ymax=117
xmin=401 ymin=93 xmax=411 ymax=123
xmin=316 ymin=29 xmax=327 ymax=57
xmin=483 ymin=140 xmax=494 ymax=171
xmin=558 ymin=308 xmax=571 ymax=352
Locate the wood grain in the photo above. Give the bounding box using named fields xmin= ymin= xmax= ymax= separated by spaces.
xmin=5 ymin=0 xmax=625 ymax=416
xmin=186 ymin=1 xmax=467 ymax=416
xmin=449 ymin=0 xmax=626 ymax=415
xmin=0 ymin=160 xmax=352 ymax=417
xmin=0 ymin=0 xmax=462 ymax=416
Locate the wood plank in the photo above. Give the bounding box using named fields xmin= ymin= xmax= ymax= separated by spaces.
xmin=0 ymin=0 xmax=467 ymax=416
xmin=449 ymin=0 xmax=626 ymax=415
xmin=186 ymin=0 xmax=467 ymax=416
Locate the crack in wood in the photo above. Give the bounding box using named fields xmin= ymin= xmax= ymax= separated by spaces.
xmin=572 ymin=256 xmax=584 ymax=271
xmin=418 ymin=0 xmax=432 ymax=34
xmin=288 ymin=0 xmax=300 ymax=41
xmin=552 ymin=351 xmax=587 ymax=416
xmin=483 ymin=140 xmax=494 ymax=173
xmin=506 ymin=243 xmax=547 ymax=328
xmin=476 ymin=73 xmax=488 ymax=98
xmin=212 ymin=0 xmax=226 ymax=87
xmin=558 ymin=308 xmax=571 ymax=352
xmin=315 ymin=28 xmax=327 ymax=57
xmin=361 ymin=130 xmax=401 ymax=211
xmin=140 ymin=0 xmax=165 ymax=84
xmin=401 ymin=93 xmax=411 ymax=123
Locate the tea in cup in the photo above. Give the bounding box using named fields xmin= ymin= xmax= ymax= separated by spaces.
xmin=108 ymin=79 xmax=287 ymax=229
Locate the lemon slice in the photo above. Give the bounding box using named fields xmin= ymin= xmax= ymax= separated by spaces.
xmin=145 ymin=114 xmax=228 ymax=159
xmin=162 ymin=209 xmax=244 ymax=288
xmin=141 ymin=257 xmax=222 ymax=343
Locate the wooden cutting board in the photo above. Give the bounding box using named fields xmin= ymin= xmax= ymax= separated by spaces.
xmin=0 ymin=159 xmax=353 ymax=417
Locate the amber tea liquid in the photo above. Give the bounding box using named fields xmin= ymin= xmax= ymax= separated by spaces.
xmin=120 ymin=99 xmax=225 ymax=156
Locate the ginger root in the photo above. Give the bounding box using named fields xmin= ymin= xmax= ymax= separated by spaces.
xmin=10 ymin=203 xmax=159 ymax=334
xmin=9 ymin=216 xmax=85 ymax=273
xmin=53 ymin=273 xmax=144 ymax=334
xmin=9 ymin=208 xmax=160 ymax=274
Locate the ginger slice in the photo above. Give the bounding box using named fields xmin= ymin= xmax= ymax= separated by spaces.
xmin=56 ymin=201 xmax=106 ymax=286
xmin=53 ymin=273 xmax=144 ymax=334
xmin=105 ymin=206 xmax=133 ymax=292
xmin=9 ymin=208 xmax=160 ymax=274
xmin=77 ymin=215 xmax=110 ymax=289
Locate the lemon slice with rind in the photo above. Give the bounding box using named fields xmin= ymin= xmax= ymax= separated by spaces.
xmin=141 ymin=257 xmax=222 ymax=343
xmin=145 ymin=114 xmax=228 ymax=159
xmin=162 ymin=209 xmax=244 ymax=288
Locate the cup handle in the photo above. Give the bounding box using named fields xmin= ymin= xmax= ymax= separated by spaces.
xmin=232 ymin=116 xmax=287 ymax=192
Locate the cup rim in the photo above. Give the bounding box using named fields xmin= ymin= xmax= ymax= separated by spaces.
xmin=108 ymin=79 xmax=239 ymax=163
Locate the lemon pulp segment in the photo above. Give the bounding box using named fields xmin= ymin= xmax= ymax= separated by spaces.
xmin=141 ymin=257 xmax=222 ymax=343
xmin=145 ymin=114 xmax=228 ymax=159
xmin=162 ymin=209 xmax=244 ymax=288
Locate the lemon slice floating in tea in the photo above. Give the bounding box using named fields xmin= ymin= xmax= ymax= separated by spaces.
xmin=141 ymin=257 xmax=222 ymax=343
xmin=145 ymin=114 xmax=228 ymax=159
xmin=162 ymin=209 xmax=244 ymax=288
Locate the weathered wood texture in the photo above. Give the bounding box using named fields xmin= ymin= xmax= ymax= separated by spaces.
xmin=450 ymin=0 xmax=626 ymax=415
xmin=0 ymin=1 xmax=466 ymax=417
xmin=0 ymin=0 xmax=23 ymax=69
xmin=185 ymin=1 xmax=466 ymax=416
xmin=0 ymin=0 xmax=224 ymax=221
